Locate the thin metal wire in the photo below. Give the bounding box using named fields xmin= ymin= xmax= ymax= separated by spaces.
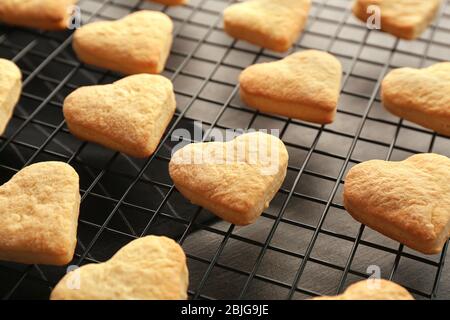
xmin=0 ymin=0 xmax=449 ymax=300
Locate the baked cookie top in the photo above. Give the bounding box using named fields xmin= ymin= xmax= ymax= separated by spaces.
xmin=0 ymin=58 xmax=22 ymax=99
xmin=169 ymin=132 xmax=289 ymax=225
xmin=353 ymin=0 xmax=442 ymax=39
xmin=313 ymin=279 xmax=414 ymax=300
xmin=382 ymin=62 xmax=450 ymax=118
xmin=0 ymin=58 xmax=21 ymax=110
xmin=63 ymin=74 xmax=176 ymax=157
xmin=0 ymin=0 xmax=78 ymax=30
xmin=344 ymin=153 xmax=450 ymax=254
xmin=0 ymin=58 xmax=21 ymax=87
xmin=0 ymin=161 xmax=80 ymax=265
xmin=240 ymin=50 xmax=342 ymax=112
xmin=51 ymin=236 xmax=188 ymax=300
xmin=73 ymin=10 xmax=173 ymax=74
xmin=224 ymin=0 xmax=311 ymax=52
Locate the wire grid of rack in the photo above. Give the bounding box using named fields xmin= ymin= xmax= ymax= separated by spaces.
xmin=0 ymin=0 xmax=450 ymax=300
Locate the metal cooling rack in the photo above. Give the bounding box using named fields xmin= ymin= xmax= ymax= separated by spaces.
xmin=0 ymin=0 xmax=450 ymax=300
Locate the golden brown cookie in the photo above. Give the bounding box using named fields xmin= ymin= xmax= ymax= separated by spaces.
xmin=50 ymin=236 xmax=188 ymax=300
xmin=382 ymin=62 xmax=450 ymax=137
xmin=353 ymin=0 xmax=442 ymax=40
xmin=0 ymin=162 xmax=80 ymax=265
xmin=223 ymin=0 xmax=311 ymax=52
xmin=63 ymin=74 xmax=176 ymax=158
xmin=169 ymin=132 xmax=289 ymax=225
xmin=239 ymin=50 xmax=342 ymax=124
xmin=0 ymin=0 xmax=78 ymax=30
xmin=313 ymin=279 xmax=414 ymax=300
xmin=73 ymin=10 xmax=173 ymax=75
xmin=0 ymin=58 xmax=21 ymax=135
xmin=344 ymin=153 xmax=450 ymax=255
xmin=147 ymin=0 xmax=187 ymax=5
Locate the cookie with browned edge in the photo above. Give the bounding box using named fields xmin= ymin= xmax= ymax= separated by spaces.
xmin=63 ymin=74 xmax=176 ymax=158
xmin=313 ymin=279 xmax=414 ymax=300
xmin=223 ymin=0 xmax=311 ymax=52
xmin=353 ymin=0 xmax=441 ymax=40
xmin=0 ymin=162 xmax=80 ymax=265
xmin=51 ymin=236 xmax=188 ymax=300
xmin=0 ymin=0 xmax=78 ymax=30
xmin=239 ymin=50 xmax=342 ymax=124
xmin=344 ymin=153 xmax=450 ymax=255
xmin=73 ymin=10 xmax=173 ymax=74
xmin=169 ymin=132 xmax=289 ymax=225
xmin=382 ymin=62 xmax=450 ymax=137
xmin=0 ymin=58 xmax=21 ymax=135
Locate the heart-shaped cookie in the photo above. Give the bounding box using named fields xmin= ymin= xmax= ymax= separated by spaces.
xmin=382 ymin=62 xmax=450 ymax=137
xmin=169 ymin=132 xmax=289 ymax=225
xmin=0 ymin=162 xmax=80 ymax=265
xmin=63 ymin=74 xmax=176 ymax=158
xmin=353 ymin=0 xmax=441 ymax=40
xmin=313 ymin=279 xmax=413 ymax=300
xmin=239 ymin=50 xmax=342 ymax=124
xmin=0 ymin=0 xmax=78 ymax=30
xmin=344 ymin=153 xmax=450 ymax=254
xmin=0 ymin=58 xmax=22 ymax=135
xmin=73 ymin=10 xmax=173 ymax=75
xmin=50 ymin=236 xmax=188 ymax=300
xmin=224 ymin=0 xmax=311 ymax=52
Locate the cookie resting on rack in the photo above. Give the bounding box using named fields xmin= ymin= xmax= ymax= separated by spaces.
xmin=239 ymin=50 xmax=342 ymax=124
xmin=352 ymin=0 xmax=441 ymax=40
xmin=382 ymin=62 xmax=450 ymax=137
xmin=312 ymin=279 xmax=414 ymax=300
xmin=51 ymin=236 xmax=189 ymax=300
xmin=223 ymin=0 xmax=311 ymax=52
xmin=63 ymin=74 xmax=176 ymax=158
xmin=0 ymin=162 xmax=80 ymax=266
xmin=0 ymin=58 xmax=21 ymax=136
xmin=72 ymin=10 xmax=173 ymax=75
xmin=344 ymin=153 xmax=450 ymax=255
xmin=0 ymin=0 xmax=79 ymax=30
xmin=169 ymin=132 xmax=289 ymax=226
